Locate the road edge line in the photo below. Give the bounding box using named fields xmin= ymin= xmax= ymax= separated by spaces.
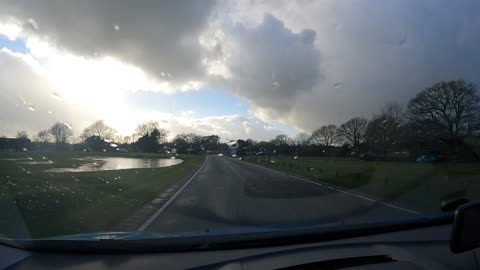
xmin=138 ymin=155 xmax=209 ymax=231
xmin=239 ymin=158 xmax=421 ymax=215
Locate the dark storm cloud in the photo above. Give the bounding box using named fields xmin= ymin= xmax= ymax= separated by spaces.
xmin=0 ymin=0 xmax=215 ymax=85
xmin=2 ymin=0 xmax=480 ymax=136
xmin=217 ymin=14 xmax=320 ymax=114
xmin=230 ymin=0 xmax=480 ymax=130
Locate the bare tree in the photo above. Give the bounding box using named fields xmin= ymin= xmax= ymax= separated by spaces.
xmin=34 ymin=130 xmax=52 ymax=143
xmin=16 ymin=131 xmax=28 ymax=139
xmin=406 ymin=79 xmax=480 ymax=139
xmin=366 ymin=103 xmax=404 ymax=154
xmin=81 ymin=120 xmax=116 ymax=141
xmin=337 ymin=117 xmax=368 ymax=149
xmin=49 ymin=122 xmax=73 ymax=144
xmin=272 ymin=134 xmax=290 ymax=146
xmin=134 ymin=121 xmax=160 ymax=140
xmin=294 ymin=132 xmax=310 ymax=146
xmin=310 ymin=125 xmax=338 ymax=146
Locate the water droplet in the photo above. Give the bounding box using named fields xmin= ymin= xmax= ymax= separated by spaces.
xmin=102 ymin=149 xmax=107 ymax=152
xmin=50 ymin=92 xmax=61 ymax=100
xmin=110 ymin=143 xmax=118 ymax=147
xmin=118 ymin=188 xmax=123 ymax=191
xmin=333 ymin=82 xmax=343 ymax=89
xmin=27 ymin=156 xmax=33 ymax=160
xmin=27 ymin=18 xmax=39 ymax=30
xmin=64 ymin=122 xmax=73 ymax=129
xmin=114 ymin=24 xmax=120 ymax=31
xmin=382 ymin=119 xmax=388 ymax=124
xmin=48 ymin=110 xmax=52 ymax=115
xmin=83 ymin=149 xmax=87 ymax=152
xmin=399 ymin=36 xmax=407 ymax=47
xmin=28 ymin=104 xmax=36 ymax=111
xmin=161 ymin=72 xmax=166 ymax=77
xmin=22 ymin=148 xmax=27 ymax=151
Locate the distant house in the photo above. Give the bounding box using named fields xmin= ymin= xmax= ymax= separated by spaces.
xmin=0 ymin=137 xmax=31 ymax=151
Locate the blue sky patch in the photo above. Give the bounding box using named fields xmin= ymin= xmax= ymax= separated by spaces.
xmin=127 ymin=88 xmax=249 ymax=118
xmin=0 ymin=34 xmax=28 ymax=54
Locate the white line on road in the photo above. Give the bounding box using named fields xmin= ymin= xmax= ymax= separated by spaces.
xmin=138 ymin=156 xmax=209 ymax=231
xmin=238 ymin=158 xmax=421 ymax=215
xmin=289 ymin=174 xmax=420 ymax=214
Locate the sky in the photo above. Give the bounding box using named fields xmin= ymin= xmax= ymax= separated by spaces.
xmin=0 ymin=0 xmax=479 ymax=141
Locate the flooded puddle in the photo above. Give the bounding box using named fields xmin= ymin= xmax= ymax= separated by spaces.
xmin=20 ymin=161 xmax=54 ymax=165
xmin=47 ymin=157 xmax=183 ymax=173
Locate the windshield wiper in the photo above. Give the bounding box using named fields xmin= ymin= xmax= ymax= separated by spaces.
xmin=0 ymin=212 xmax=453 ymax=253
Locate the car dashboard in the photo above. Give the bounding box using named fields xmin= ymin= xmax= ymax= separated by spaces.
xmin=1 ymin=224 xmax=478 ymax=270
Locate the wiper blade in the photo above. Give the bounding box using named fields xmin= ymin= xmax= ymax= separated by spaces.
xmin=0 ymin=212 xmax=453 ymax=253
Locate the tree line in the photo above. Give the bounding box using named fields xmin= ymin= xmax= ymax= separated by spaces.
xmin=4 ymin=79 xmax=480 ymax=160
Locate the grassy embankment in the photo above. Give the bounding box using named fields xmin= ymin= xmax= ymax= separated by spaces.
xmin=0 ymin=151 xmax=203 ymax=238
xmin=242 ymin=156 xmax=480 ymax=212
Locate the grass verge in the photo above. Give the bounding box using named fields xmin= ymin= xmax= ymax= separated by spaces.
xmin=0 ymin=152 xmax=203 ymax=238
xmin=242 ymin=156 xmax=480 ymax=212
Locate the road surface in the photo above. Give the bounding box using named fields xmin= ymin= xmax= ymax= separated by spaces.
xmin=143 ymin=155 xmax=417 ymax=233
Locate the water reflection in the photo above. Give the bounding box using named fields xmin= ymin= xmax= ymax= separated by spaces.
xmin=47 ymin=157 xmax=183 ymax=173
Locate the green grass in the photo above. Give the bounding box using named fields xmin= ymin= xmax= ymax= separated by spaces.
xmin=242 ymin=156 xmax=480 ymax=212
xmin=0 ymin=151 xmax=203 ymax=238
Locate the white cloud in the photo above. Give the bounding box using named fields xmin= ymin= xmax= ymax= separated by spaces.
xmin=0 ymin=49 xmax=95 ymax=137
xmin=0 ymin=49 xmax=285 ymax=140
xmin=2 ymin=0 xmax=480 ymax=135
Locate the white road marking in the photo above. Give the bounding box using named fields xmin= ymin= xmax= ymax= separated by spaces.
xmin=138 ymin=156 xmax=209 ymax=231
xmin=239 ymin=158 xmax=421 ymax=215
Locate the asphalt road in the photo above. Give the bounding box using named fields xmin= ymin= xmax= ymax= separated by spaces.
xmin=143 ymin=155 xmax=417 ymax=233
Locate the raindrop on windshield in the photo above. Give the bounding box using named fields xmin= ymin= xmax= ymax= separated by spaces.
xmin=27 ymin=18 xmax=39 ymax=30
xmin=333 ymin=82 xmax=343 ymax=89
xmin=399 ymin=36 xmax=407 ymax=47
xmin=28 ymin=104 xmax=36 ymax=111
xmin=114 ymin=24 xmax=120 ymax=31
xmin=50 ymin=92 xmax=61 ymax=100
xmin=48 ymin=110 xmax=52 ymax=115
xmin=64 ymin=122 xmax=73 ymax=129
xmin=110 ymin=143 xmax=118 ymax=148
xmin=22 ymin=148 xmax=28 ymax=151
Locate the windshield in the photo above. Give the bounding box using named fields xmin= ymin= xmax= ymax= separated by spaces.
xmin=0 ymin=0 xmax=479 ymax=243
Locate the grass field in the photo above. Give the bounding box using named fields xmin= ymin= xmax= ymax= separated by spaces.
xmin=242 ymin=156 xmax=480 ymax=212
xmin=0 ymin=151 xmax=203 ymax=238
